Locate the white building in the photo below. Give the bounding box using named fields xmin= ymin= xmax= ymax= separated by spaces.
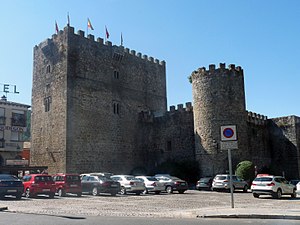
xmin=0 ymin=95 xmax=30 ymax=167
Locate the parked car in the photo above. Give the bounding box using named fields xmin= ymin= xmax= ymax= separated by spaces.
xmin=90 ymin=172 xmax=113 ymax=178
xmin=52 ymin=174 xmax=82 ymax=197
xmin=81 ymin=174 xmax=120 ymax=196
xmin=251 ymin=174 xmax=296 ymax=199
xmin=135 ymin=176 xmax=165 ymax=194
xmin=212 ymin=174 xmax=248 ymax=192
xmin=111 ymin=175 xmax=145 ymax=195
xmin=196 ymin=177 xmax=213 ymax=191
xmin=22 ymin=174 xmax=56 ymax=198
xmin=0 ymin=174 xmax=24 ymax=200
xmin=154 ymin=175 xmax=188 ymax=194
xmin=289 ymin=179 xmax=300 ymax=194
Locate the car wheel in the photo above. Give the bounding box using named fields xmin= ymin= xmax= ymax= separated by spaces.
xmin=178 ymin=190 xmax=185 ymax=194
xmin=15 ymin=193 xmax=22 ymax=200
xmin=291 ymin=189 xmax=297 ymax=198
xmin=273 ymin=189 xmax=282 ymax=199
xmin=49 ymin=193 xmax=55 ymax=199
xmin=0 ymin=194 xmax=4 ymax=199
xmin=25 ymin=188 xmax=31 ymax=198
xmin=166 ymin=186 xmax=173 ymax=194
xmin=243 ymin=185 xmax=248 ymax=193
xmin=92 ymin=187 xmax=98 ymax=196
xmin=253 ymin=193 xmax=260 ymax=198
xmin=58 ymin=188 xmax=66 ymax=197
xmin=77 ymin=192 xmax=82 ymax=197
xmin=111 ymin=192 xmax=117 ymax=196
xmin=154 ymin=191 xmax=161 ymax=194
xmin=120 ymin=187 xmax=126 ymax=195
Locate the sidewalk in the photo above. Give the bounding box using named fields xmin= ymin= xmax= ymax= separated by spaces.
xmin=174 ymin=207 xmax=300 ymax=220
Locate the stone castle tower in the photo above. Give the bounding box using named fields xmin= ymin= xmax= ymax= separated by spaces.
xmin=30 ymin=25 xmax=300 ymax=179
xmin=31 ymin=26 xmax=166 ymax=174
xmin=191 ymin=64 xmax=250 ymax=176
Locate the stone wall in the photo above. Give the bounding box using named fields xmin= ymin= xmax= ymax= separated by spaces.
xmin=31 ymin=26 xmax=167 ymax=174
xmin=137 ymin=103 xmax=195 ymax=173
xmin=31 ymin=30 xmax=68 ymax=173
xmin=268 ymin=116 xmax=300 ymax=179
xmin=192 ymin=63 xmax=249 ymax=176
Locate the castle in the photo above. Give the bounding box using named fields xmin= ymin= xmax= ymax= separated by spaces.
xmin=30 ymin=26 xmax=300 ymax=179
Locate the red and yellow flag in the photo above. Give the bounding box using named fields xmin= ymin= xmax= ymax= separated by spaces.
xmin=87 ymin=18 xmax=94 ymax=30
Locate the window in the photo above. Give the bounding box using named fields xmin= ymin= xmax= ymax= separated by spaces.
xmin=46 ymin=65 xmax=51 ymax=73
xmin=11 ymin=130 xmax=23 ymax=141
xmin=114 ymin=70 xmax=119 ymax=79
xmin=0 ymin=130 xmax=4 ymax=148
xmin=167 ymin=141 xmax=172 ymax=152
xmin=113 ymin=52 xmax=123 ymax=62
xmin=11 ymin=111 xmax=26 ymax=127
xmin=44 ymin=96 xmax=52 ymax=112
xmin=0 ymin=108 xmax=5 ymax=125
xmin=113 ymin=102 xmax=120 ymax=115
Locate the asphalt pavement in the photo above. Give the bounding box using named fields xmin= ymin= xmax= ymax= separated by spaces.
xmin=1 ymin=190 xmax=300 ymax=220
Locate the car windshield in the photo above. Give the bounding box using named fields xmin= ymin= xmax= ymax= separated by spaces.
xmin=35 ymin=176 xmax=53 ymax=182
xmin=0 ymin=175 xmax=19 ymax=181
xmin=215 ymin=176 xmax=227 ymax=180
xmin=254 ymin=177 xmax=273 ymax=182
xmin=200 ymin=178 xmax=211 ymax=182
xmin=66 ymin=175 xmax=80 ymax=181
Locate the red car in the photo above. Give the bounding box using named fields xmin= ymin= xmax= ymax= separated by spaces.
xmin=22 ymin=174 xmax=56 ymax=198
xmin=52 ymin=174 xmax=82 ymax=197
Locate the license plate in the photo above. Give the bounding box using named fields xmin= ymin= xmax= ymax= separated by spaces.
xmin=7 ymin=190 xmax=17 ymax=193
xmin=70 ymin=185 xmax=77 ymax=187
xmin=181 ymin=183 xmax=186 ymax=186
xmin=42 ymin=189 xmax=50 ymax=192
xmin=111 ymin=184 xmax=118 ymax=187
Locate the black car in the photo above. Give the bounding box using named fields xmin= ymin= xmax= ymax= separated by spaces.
xmin=0 ymin=174 xmax=24 ymax=200
xmin=81 ymin=175 xmax=120 ymax=196
xmin=155 ymin=175 xmax=188 ymax=194
xmin=196 ymin=177 xmax=213 ymax=191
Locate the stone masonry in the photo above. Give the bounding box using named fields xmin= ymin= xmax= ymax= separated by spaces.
xmin=31 ymin=25 xmax=300 ymax=179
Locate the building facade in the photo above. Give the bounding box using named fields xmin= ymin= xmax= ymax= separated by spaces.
xmin=31 ymin=26 xmax=300 ymax=179
xmin=0 ymin=95 xmax=30 ymax=168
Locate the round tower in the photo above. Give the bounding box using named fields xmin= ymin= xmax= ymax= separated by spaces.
xmin=192 ymin=63 xmax=249 ymax=176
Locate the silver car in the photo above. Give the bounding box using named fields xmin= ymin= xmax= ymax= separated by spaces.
xmin=111 ymin=175 xmax=145 ymax=195
xmin=136 ymin=176 xmax=165 ymax=194
xmin=212 ymin=174 xmax=248 ymax=192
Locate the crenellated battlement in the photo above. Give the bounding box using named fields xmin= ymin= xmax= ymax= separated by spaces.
xmin=168 ymin=102 xmax=193 ymax=113
xmin=247 ymin=111 xmax=268 ymax=125
xmin=36 ymin=25 xmax=165 ymax=66
xmin=191 ymin=63 xmax=243 ymax=80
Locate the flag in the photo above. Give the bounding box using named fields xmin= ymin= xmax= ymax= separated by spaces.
xmin=55 ymin=21 xmax=59 ymax=34
xmin=87 ymin=18 xmax=94 ymax=30
xmin=121 ymin=32 xmax=123 ymax=46
xmin=105 ymin=26 xmax=109 ymax=39
xmin=67 ymin=12 xmax=70 ymax=26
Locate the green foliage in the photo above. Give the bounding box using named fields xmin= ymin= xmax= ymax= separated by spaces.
xmin=235 ymin=160 xmax=255 ymax=182
xmin=188 ymin=75 xmax=192 ymax=84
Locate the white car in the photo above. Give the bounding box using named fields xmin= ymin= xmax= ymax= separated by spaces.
xmin=111 ymin=175 xmax=145 ymax=195
xmin=251 ymin=174 xmax=296 ymax=199
xmin=135 ymin=176 xmax=165 ymax=194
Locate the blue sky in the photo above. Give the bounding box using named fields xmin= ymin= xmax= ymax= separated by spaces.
xmin=0 ymin=0 xmax=299 ymax=118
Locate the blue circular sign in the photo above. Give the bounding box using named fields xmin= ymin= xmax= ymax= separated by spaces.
xmin=223 ymin=128 xmax=234 ymax=138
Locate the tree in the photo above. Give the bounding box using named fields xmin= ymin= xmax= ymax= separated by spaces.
xmin=235 ymin=160 xmax=255 ymax=182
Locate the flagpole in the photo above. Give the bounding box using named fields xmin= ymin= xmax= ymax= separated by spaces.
xmin=87 ymin=18 xmax=88 ymax=36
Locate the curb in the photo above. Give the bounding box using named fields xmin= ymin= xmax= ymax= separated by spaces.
xmin=0 ymin=207 xmax=8 ymax=211
xmin=198 ymin=214 xmax=300 ymax=220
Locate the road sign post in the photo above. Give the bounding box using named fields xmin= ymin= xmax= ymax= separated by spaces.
xmin=220 ymin=125 xmax=238 ymax=209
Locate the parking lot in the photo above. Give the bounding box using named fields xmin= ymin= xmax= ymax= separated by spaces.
xmin=1 ymin=190 xmax=300 ymax=218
